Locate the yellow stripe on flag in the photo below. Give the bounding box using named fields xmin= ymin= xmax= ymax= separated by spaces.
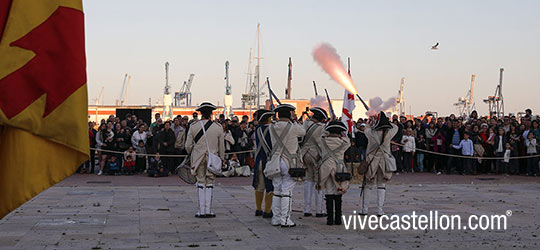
xmin=0 ymin=126 xmax=87 ymax=218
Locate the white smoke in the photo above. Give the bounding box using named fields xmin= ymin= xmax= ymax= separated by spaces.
xmin=310 ymin=95 xmax=329 ymax=111
xmin=366 ymin=96 xmax=397 ymax=116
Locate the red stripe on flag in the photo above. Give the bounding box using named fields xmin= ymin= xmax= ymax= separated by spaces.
xmin=0 ymin=0 xmax=12 ymax=40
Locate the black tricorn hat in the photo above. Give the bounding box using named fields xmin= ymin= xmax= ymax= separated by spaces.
xmin=373 ymin=111 xmax=392 ymax=130
xmin=310 ymin=107 xmax=328 ymax=121
xmin=273 ymin=103 xmax=296 ymax=112
xmin=256 ymin=109 xmax=275 ymax=122
xmin=196 ymin=102 xmax=217 ymax=112
xmin=325 ymin=121 xmax=347 ymax=133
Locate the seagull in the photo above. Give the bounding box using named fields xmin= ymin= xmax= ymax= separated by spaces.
xmin=431 ymin=42 xmax=439 ymax=50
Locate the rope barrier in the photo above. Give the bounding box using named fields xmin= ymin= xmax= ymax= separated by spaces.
xmin=90 ymin=148 xmax=255 ymax=158
xmin=390 ymin=141 xmax=540 ymax=160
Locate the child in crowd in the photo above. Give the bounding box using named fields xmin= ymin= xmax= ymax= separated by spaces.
xmin=148 ymin=153 xmax=167 ymax=177
xmin=135 ymin=140 xmax=147 ymax=173
xmin=106 ymin=155 xmax=120 ymax=175
xmin=452 ymin=132 xmax=474 ymax=174
xmin=123 ymin=156 xmax=136 ymax=175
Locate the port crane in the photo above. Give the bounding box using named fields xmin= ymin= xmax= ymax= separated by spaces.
xmin=175 ymin=73 xmax=195 ymax=106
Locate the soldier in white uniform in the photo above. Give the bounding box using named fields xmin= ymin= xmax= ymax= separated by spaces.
xmin=268 ymin=104 xmax=306 ymax=227
xmin=301 ymin=107 xmax=328 ymax=217
xmin=185 ymin=102 xmax=225 ymax=218
xmin=359 ymin=112 xmax=398 ymax=216
xmin=317 ymin=121 xmax=351 ymax=225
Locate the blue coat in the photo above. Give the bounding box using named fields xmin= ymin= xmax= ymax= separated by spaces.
xmin=252 ymin=124 xmax=274 ymax=191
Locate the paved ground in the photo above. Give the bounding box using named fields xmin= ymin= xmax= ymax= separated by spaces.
xmin=0 ymin=173 xmax=539 ymax=250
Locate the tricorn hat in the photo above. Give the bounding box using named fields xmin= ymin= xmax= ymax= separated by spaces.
xmin=310 ymin=107 xmax=328 ymax=121
xmin=256 ymin=109 xmax=275 ymax=122
xmin=273 ymin=103 xmax=296 ymax=113
xmin=373 ymin=111 xmax=392 ymax=130
xmin=325 ymin=121 xmax=347 ymax=133
xmin=196 ymin=102 xmax=217 ymax=112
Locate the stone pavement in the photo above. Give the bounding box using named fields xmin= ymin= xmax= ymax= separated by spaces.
xmin=0 ymin=173 xmax=539 ymax=250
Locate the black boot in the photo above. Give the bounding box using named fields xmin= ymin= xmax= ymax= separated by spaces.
xmin=325 ymin=195 xmax=334 ymax=225
xmin=334 ymin=195 xmax=342 ymax=225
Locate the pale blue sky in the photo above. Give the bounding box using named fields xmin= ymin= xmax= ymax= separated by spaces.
xmin=84 ymin=0 xmax=540 ymax=116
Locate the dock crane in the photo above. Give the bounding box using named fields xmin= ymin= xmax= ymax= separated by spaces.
xmin=162 ymin=62 xmax=173 ymax=120
xmin=175 ymin=74 xmax=195 ymax=106
xmin=118 ymin=73 xmax=131 ymax=106
xmin=224 ymin=61 xmax=233 ymax=117
xmin=454 ymin=75 xmax=476 ymax=117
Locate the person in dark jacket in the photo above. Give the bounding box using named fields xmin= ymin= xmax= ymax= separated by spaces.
xmin=354 ymin=123 xmax=368 ymax=161
xmin=391 ymin=115 xmax=404 ymax=173
xmin=158 ymin=121 xmax=176 ymax=174
xmin=445 ymin=120 xmax=464 ymax=174
xmin=148 ymin=153 xmax=168 ymax=177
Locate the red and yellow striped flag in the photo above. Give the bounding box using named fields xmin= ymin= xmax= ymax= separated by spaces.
xmin=0 ymin=0 xmax=88 ymax=218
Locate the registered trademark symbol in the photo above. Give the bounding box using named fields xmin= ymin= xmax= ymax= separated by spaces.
xmin=506 ymin=210 xmax=512 ymax=216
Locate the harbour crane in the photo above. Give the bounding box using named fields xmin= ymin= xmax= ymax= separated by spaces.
xmin=162 ymin=62 xmax=173 ymax=120
xmin=175 ymin=73 xmax=195 ymax=106
xmin=454 ymin=75 xmax=476 ymax=117
xmin=224 ymin=61 xmax=233 ymax=117
xmin=394 ymin=77 xmax=406 ymax=116
xmin=483 ymin=68 xmax=505 ymax=118
xmin=119 ymin=73 xmax=130 ymax=106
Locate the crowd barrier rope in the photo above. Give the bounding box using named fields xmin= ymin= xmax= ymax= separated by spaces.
xmin=91 ymin=142 xmax=540 ymax=161
xmin=390 ymin=141 xmax=540 ymax=160
xmin=90 ymin=148 xmax=255 ymax=158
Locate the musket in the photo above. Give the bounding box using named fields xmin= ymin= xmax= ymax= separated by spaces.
xmin=267 ymin=77 xmax=282 ymax=106
xmin=312 ymin=81 xmax=318 ymax=96
xmin=356 ymin=94 xmax=370 ymax=111
xmin=324 ymin=89 xmax=336 ymax=120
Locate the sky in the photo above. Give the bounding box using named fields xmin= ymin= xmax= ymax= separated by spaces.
xmin=83 ymin=0 xmax=540 ymax=116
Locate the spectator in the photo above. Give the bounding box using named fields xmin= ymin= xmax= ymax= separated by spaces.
xmin=525 ymin=131 xmax=538 ymax=176
xmin=158 ymin=121 xmax=176 ymax=174
xmin=416 ymin=134 xmax=426 ymax=172
xmin=149 ymin=113 xmax=161 ymax=131
xmin=494 ymin=127 xmax=507 ymax=174
xmin=401 ymin=128 xmax=416 ymax=172
xmin=432 ymin=130 xmax=446 ymax=175
xmin=131 ymin=125 xmax=147 ymax=149
xmin=354 ymin=123 xmax=368 ymax=161
xmin=148 ymin=153 xmax=168 ymax=177
xmin=452 ymin=132 xmax=474 ymax=175
xmin=135 ymin=140 xmax=147 ymax=173
xmin=123 ymin=155 xmax=136 ymax=175
xmin=106 ymin=155 xmax=120 ymax=175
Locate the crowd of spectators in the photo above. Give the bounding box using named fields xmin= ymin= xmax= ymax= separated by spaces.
xmin=80 ymin=108 xmax=540 ymax=178
xmin=81 ymin=112 xmax=256 ymax=177
xmin=347 ymin=109 xmax=540 ymax=176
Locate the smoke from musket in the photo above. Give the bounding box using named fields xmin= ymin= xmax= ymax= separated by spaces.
xmin=312 ymin=43 xmax=358 ymax=95
xmin=310 ymin=95 xmax=329 ymax=111
xmin=366 ymin=96 xmax=397 ymax=116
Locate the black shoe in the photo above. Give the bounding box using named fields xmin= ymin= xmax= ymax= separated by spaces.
xmin=255 ymin=210 xmax=263 ymax=216
xmin=304 ymin=213 xmax=312 ymax=217
xmin=262 ymin=212 xmax=273 ymax=218
xmin=195 ymin=214 xmax=206 ymax=218
xmin=206 ymin=213 xmax=216 ymax=218
xmin=281 ymin=224 xmax=296 ymax=228
xmin=315 ymin=213 xmax=326 ymax=217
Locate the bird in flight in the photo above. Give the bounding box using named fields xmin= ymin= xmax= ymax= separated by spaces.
xmin=431 ymin=42 xmax=439 ymax=50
